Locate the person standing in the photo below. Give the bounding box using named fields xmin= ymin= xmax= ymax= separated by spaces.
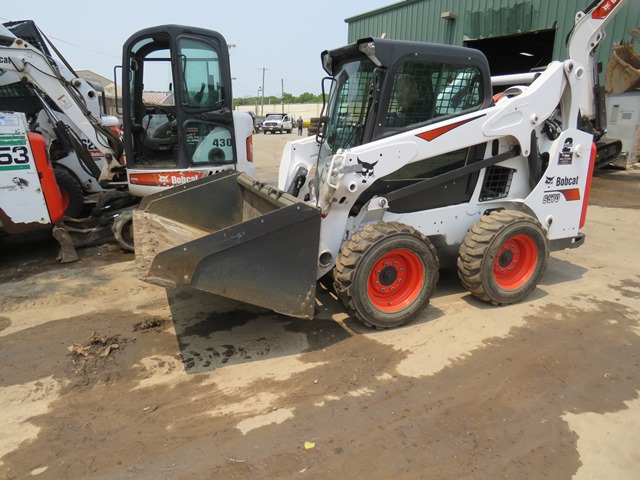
xmin=297 ymin=116 xmax=303 ymax=135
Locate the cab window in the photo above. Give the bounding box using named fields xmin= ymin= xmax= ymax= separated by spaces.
xmin=179 ymin=38 xmax=223 ymax=109
xmin=385 ymin=61 xmax=483 ymax=132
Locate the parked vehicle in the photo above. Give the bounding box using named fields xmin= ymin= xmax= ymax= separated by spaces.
xmin=262 ymin=113 xmax=292 ymax=134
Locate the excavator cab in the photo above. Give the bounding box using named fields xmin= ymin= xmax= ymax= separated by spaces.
xmin=122 ymin=26 xmax=253 ymax=197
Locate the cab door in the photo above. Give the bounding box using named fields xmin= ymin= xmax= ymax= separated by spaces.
xmin=122 ymin=26 xmax=237 ymax=177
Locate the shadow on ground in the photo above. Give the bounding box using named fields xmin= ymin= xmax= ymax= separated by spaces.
xmin=166 ymin=286 xmax=353 ymax=374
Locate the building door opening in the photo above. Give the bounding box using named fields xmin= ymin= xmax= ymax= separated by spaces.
xmin=465 ymin=29 xmax=556 ymax=77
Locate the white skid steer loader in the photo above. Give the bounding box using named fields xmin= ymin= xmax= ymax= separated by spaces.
xmin=134 ymin=0 xmax=627 ymax=328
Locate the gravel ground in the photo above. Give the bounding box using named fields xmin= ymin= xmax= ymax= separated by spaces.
xmin=0 ymin=134 xmax=639 ymax=479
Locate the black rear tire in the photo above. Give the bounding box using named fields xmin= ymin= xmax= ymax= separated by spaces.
xmin=457 ymin=210 xmax=549 ymax=305
xmin=92 ymin=190 xmax=138 ymax=216
xmin=53 ymin=168 xmax=84 ymax=218
xmin=334 ymin=222 xmax=439 ymax=329
xmin=112 ymin=209 xmax=134 ymax=252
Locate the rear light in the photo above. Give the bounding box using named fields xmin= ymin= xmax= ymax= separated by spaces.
xmin=109 ymin=125 xmax=123 ymax=138
xmin=246 ymin=135 xmax=253 ymax=162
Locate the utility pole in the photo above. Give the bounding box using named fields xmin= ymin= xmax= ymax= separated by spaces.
xmin=260 ymin=67 xmax=269 ymax=116
xmin=281 ymin=79 xmax=285 ymax=114
xmin=230 ymin=77 xmax=236 ymax=110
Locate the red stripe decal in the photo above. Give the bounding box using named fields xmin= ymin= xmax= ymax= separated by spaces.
xmin=129 ymin=171 xmax=205 ymax=187
xmin=580 ymin=143 xmax=597 ymax=228
xmin=592 ymin=0 xmax=622 ymax=19
xmin=560 ymin=188 xmax=581 ymax=201
xmin=416 ymin=114 xmax=485 ymax=142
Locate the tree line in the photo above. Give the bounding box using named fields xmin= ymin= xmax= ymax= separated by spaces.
xmin=234 ymin=92 xmax=322 ymax=107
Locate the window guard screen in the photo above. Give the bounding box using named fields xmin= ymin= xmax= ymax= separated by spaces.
xmin=324 ymin=61 xmax=375 ymax=154
xmin=386 ymin=61 xmax=483 ymax=130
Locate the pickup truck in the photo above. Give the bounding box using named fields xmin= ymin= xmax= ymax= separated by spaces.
xmin=262 ymin=113 xmax=292 ymax=134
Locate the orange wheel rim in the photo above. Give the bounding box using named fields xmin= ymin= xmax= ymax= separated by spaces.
xmin=493 ymin=234 xmax=538 ymax=290
xmin=367 ymin=249 xmax=424 ymax=312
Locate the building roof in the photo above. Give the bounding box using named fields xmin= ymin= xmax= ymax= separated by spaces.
xmin=76 ymin=70 xmax=113 ymax=89
xmin=142 ymin=91 xmax=174 ymax=105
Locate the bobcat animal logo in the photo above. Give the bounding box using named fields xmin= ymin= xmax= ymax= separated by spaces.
xmin=158 ymin=174 xmax=170 ymax=185
xmin=356 ymin=157 xmax=378 ymax=183
xmin=545 ymin=176 xmax=555 ymax=186
xmin=12 ymin=177 xmax=29 ymax=189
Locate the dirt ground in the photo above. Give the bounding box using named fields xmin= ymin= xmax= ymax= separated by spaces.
xmin=1 ymin=132 xmax=639 ymax=479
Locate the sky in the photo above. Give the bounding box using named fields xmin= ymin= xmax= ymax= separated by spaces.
xmin=0 ymin=0 xmax=395 ymax=98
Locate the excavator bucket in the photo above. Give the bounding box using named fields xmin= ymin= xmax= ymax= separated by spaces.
xmin=605 ymin=36 xmax=640 ymax=94
xmin=133 ymin=171 xmax=321 ymax=319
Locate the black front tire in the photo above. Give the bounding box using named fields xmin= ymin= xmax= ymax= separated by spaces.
xmin=457 ymin=210 xmax=549 ymax=305
xmin=54 ymin=168 xmax=84 ymax=218
xmin=334 ymin=222 xmax=439 ymax=329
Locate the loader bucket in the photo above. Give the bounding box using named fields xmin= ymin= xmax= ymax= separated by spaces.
xmin=605 ymin=41 xmax=640 ymax=94
xmin=134 ymin=170 xmax=321 ymax=319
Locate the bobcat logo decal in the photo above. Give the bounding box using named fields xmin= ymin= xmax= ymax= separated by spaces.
xmin=12 ymin=177 xmax=29 ymax=189
xmin=356 ymin=157 xmax=378 ymax=184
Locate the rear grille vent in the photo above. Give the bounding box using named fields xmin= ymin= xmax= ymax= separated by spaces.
xmin=479 ymin=166 xmax=514 ymax=201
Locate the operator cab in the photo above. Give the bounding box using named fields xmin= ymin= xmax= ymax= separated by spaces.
xmin=122 ymin=25 xmax=236 ymax=170
xmin=319 ymin=38 xmax=492 ymax=154
xmin=311 ymin=38 xmax=494 ymax=212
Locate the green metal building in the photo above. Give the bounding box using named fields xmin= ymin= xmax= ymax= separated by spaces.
xmin=345 ymin=0 xmax=640 ymax=77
